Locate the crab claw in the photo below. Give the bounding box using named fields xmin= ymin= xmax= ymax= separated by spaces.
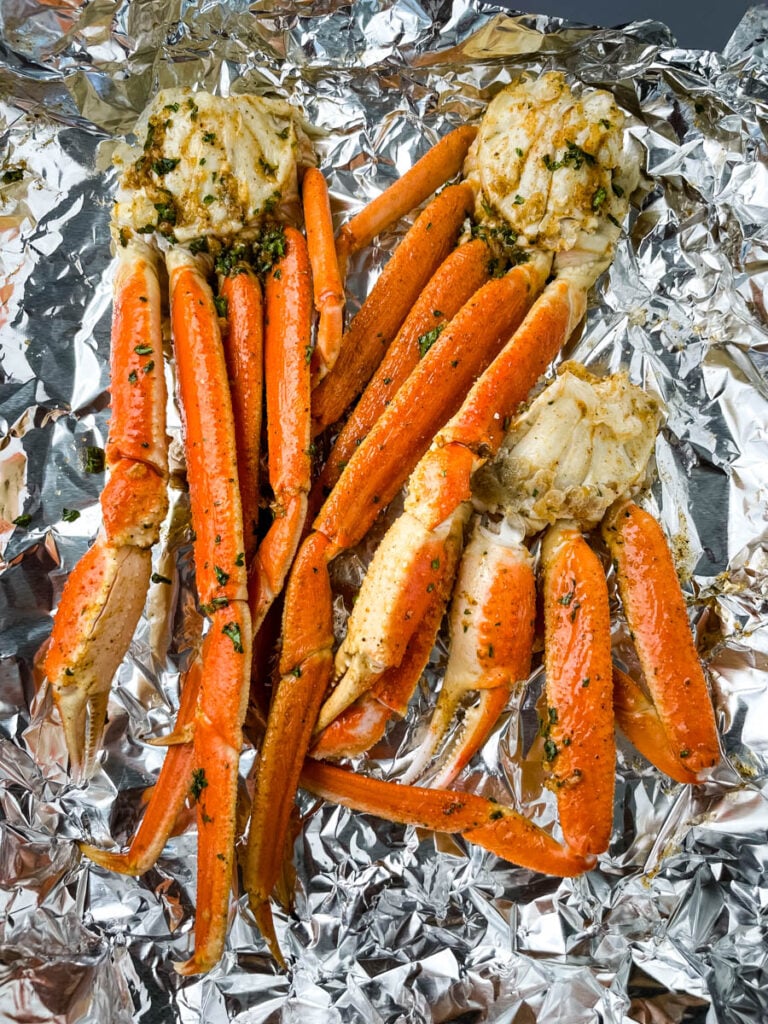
xmin=315 ymin=445 xmax=475 ymax=735
xmin=47 ymin=537 xmax=153 ymax=778
xmin=45 ymin=242 xmax=168 ymax=777
xmin=402 ymin=523 xmax=536 ymax=787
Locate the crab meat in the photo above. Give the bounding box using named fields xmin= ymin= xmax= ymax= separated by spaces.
xmin=473 ymin=364 xmax=662 ymax=531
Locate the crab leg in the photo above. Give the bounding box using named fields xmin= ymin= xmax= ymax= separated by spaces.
xmin=45 ymin=241 xmax=168 ymax=777
xmin=300 ymin=761 xmax=594 ymax=877
xmin=311 ymin=237 xmax=492 ymax=512
xmin=219 ymin=267 xmax=264 ymax=565
xmin=602 ymin=501 xmax=720 ymax=776
xmin=541 ymin=522 xmax=614 ymax=858
xmin=335 ymin=126 xmax=477 ymax=280
xmin=247 ymin=228 xmax=313 ymax=635
xmin=302 ymin=168 xmax=345 ymax=381
xmin=246 ymin=259 xmax=550 ymax=954
xmin=165 ymin=249 xmax=253 ymax=976
xmin=400 ymin=525 xmax=536 ymax=787
xmin=311 ymin=182 xmax=475 ymax=434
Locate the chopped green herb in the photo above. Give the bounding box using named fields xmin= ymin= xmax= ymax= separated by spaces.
xmin=304 ymin=343 xmax=314 ymax=365
xmin=190 ymin=767 xmax=208 ymax=800
xmin=163 ymin=102 xmax=180 ymax=113
xmin=258 ymin=158 xmax=277 ymax=178
xmin=143 ymin=360 xmax=154 ymax=374
xmin=277 ymin=127 xmax=290 ymax=139
xmin=222 ymin=621 xmax=244 ymax=653
xmin=151 ymin=157 xmax=180 ymax=176
xmin=234 ymin=552 xmax=244 ymax=567
xmin=2 ymin=168 xmax=23 ymax=183
xmin=600 ymin=118 xmax=612 ymax=129
xmin=254 ymin=224 xmax=286 ymax=274
xmin=548 ymin=706 xmax=558 ymax=724
xmin=136 ymin=223 xmax=156 ymax=234
xmin=513 ymin=194 xmax=525 ymax=205
xmin=12 ymin=513 xmax=31 ymax=528
xmin=591 ymin=186 xmax=607 ymax=211
xmin=431 ymin=558 xmax=440 ymax=570
xmin=543 ymin=154 xmax=561 ymax=172
xmin=143 ymin=123 xmax=156 ymax=151
xmin=154 ymin=201 xmax=177 ymax=225
xmin=607 ymin=213 xmax=621 ymax=228
xmin=62 ymin=508 xmax=80 ymax=523
xmin=543 ymin=738 xmax=558 ymax=761
xmin=292 ymin=666 xmax=302 ymax=678
xmin=417 ymin=323 xmax=445 ymax=358
xmin=151 ymin=572 xmax=173 ymax=585
xmin=679 ymin=749 xmax=690 ymax=759
xmin=213 ymin=295 xmax=228 ymax=318
xmin=612 ymin=182 xmax=624 ymax=198
xmin=134 ymin=344 xmax=153 ymax=355
xmin=515 ymin=147 xmax=524 ymax=158
xmin=581 ymin=677 xmax=590 ymax=688
xmin=189 ymin=236 xmax=210 ymax=255
xmin=85 ymin=446 xmax=105 ymax=474
xmin=118 ymin=227 xmax=130 ymax=247
xmin=200 ymin=597 xmax=230 ymax=615
xmin=202 ymin=131 xmax=216 ymax=144
xmin=558 ymin=588 xmax=575 ymax=607
xmin=203 ymin=194 xmax=215 ymax=205
xmin=563 ymin=140 xmax=596 ymax=169
xmin=128 ymin=370 xmax=138 ymax=384
xmin=214 ymin=565 xmax=230 ymax=586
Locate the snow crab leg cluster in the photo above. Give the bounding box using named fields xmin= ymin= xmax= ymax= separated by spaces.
xmin=44 ymin=88 xmax=346 ymax=974
xmin=303 ymin=366 xmax=720 ymax=867
xmin=245 ymin=72 xmax=662 ymax=954
xmin=43 ymin=71 xmax=722 ymax=975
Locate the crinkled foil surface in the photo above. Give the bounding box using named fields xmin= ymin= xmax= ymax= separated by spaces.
xmin=1 ymin=2 xmax=768 ymax=1021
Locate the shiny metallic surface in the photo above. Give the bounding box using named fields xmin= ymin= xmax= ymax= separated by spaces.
xmin=1 ymin=3 xmax=767 ymax=1020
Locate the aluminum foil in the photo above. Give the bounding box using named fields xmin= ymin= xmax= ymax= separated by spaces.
xmin=2 ymin=2 xmax=768 ymax=1021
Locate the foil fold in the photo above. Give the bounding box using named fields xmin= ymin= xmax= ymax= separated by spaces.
xmin=1 ymin=2 xmax=768 ymax=1021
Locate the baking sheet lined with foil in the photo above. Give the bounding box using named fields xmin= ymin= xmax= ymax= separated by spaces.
xmin=1 ymin=1 xmax=768 ymax=1021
